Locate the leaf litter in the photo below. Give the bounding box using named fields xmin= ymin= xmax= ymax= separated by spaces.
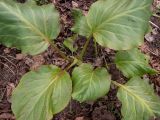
xmin=0 ymin=0 xmax=160 ymax=120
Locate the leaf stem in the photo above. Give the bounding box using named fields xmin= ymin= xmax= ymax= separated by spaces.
xmin=79 ymin=36 xmax=91 ymax=60
xmin=94 ymin=38 xmax=98 ymax=57
xmin=111 ymin=80 xmax=123 ymax=88
xmin=49 ymin=41 xmax=72 ymax=62
xmin=65 ymin=58 xmax=78 ymax=71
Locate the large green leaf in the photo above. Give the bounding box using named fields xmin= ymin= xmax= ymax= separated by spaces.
xmin=116 ymin=77 xmax=160 ymax=120
xmin=12 ymin=65 xmax=72 ymax=120
xmin=0 ymin=0 xmax=60 ymax=55
xmin=72 ymin=63 xmax=111 ymax=102
xmin=72 ymin=0 xmax=152 ymax=50
xmin=115 ymin=49 xmax=157 ymax=78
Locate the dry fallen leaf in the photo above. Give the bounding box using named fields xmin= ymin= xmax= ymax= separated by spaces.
xmin=72 ymin=1 xmax=78 ymax=8
xmin=75 ymin=117 xmax=84 ymax=120
xmin=16 ymin=54 xmax=26 ymax=60
xmin=6 ymin=82 xmax=15 ymax=102
xmin=0 ymin=113 xmax=15 ymax=119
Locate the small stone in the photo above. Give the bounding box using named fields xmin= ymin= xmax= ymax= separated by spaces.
xmin=75 ymin=117 xmax=84 ymax=120
xmin=145 ymin=33 xmax=154 ymax=42
xmin=3 ymin=48 xmax=10 ymax=54
xmin=72 ymin=1 xmax=78 ymax=8
xmin=16 ymin=54 xmax=26 ymax=60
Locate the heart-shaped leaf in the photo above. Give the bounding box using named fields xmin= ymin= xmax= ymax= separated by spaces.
xmin=12 ymin=65 xmax=72 ymax=120
xmin=0 ymin=0 xmax=60 ymax=55
xmin=72 ymin=0 xmax=152 ymax=50
xmin=115 ymin=49 xmax=157 ymax=78
xmin=115 ymin=77 xmax=160 ymax=120
xmin=72 ymin=63 xmax=111 ymax=102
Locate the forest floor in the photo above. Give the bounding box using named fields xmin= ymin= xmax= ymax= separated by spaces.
xmin=0 ymin=0 xmax=160 ymax=120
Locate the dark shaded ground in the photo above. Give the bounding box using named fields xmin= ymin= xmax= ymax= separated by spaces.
xmin=0 ymin=0 xmax=160 ymax=120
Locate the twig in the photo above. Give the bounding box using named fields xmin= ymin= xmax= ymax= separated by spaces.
xmin=6 ymin=55 xmax=17 ymax=60
xmin=0 ymin=55 xmax=17 ymax=68
xmin=147 ymin=48 xmax=159 ymax=57
xmin=153 ymin=14 xmax=160 ymax=18
xmin=0 ymin=61 xmax=15 ymax=75
xmin=149 ymin=21 xmax=160 ymax=29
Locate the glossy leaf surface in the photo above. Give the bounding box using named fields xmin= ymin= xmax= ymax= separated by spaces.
xmin=117 ymin=77 xmax=160 ymax=120
xmin=72 ymin=0 xmax=152 ymax=50
xmin=72 ymin=63 xmax=111 ymax=102
xmin=0 ymin=0 xmax=60 ymax=55
xmin=12 ymin=65 xmax=72 ymax=120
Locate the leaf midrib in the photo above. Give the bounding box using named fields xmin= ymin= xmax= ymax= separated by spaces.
xmin=91 ymin=3 xmax=150 ymax=33
xmin=118 ymin=82 xmax=155 ymax=116
xmin=22 ymin=70 xmax=64 ymax=120
xmin=116 ymin=60 xmax=148 ymax=66
xmin=0 ymin=2 xmax=50 ymax=44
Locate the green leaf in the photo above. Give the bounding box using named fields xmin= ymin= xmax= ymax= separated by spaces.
xmin=63 ymin=35 xmax=78 ymax=52
xmin=26 ymin=0 xmax=36 ymax=4
xmin=72 ymin=0 xmax=152 ymax=50
xmin=72 ymin=8 xmax=84 ymax=24
xmin=12 ymin=65 xmax=72 ymax=120
xmin=115 ymin=49 xmax=157 ymax=78
xmin=71 ymin=9 xmax=91 ymax=38
xmin=116 ymin=77 xmax=160 ymax=120
xmin=0 ymin=0 xmax=60 ymax=55
xmin=72 ymin=63 xmax=111 ymax=102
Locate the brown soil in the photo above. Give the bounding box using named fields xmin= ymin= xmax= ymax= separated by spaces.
xmin=0 ymin=0 xmax=160 ymax=120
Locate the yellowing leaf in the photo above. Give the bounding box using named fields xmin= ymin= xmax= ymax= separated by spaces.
xmin=12 ymin=65 xmax=72 ymax=120
xmin=0 ymin=0 xmax=60 ymax=55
